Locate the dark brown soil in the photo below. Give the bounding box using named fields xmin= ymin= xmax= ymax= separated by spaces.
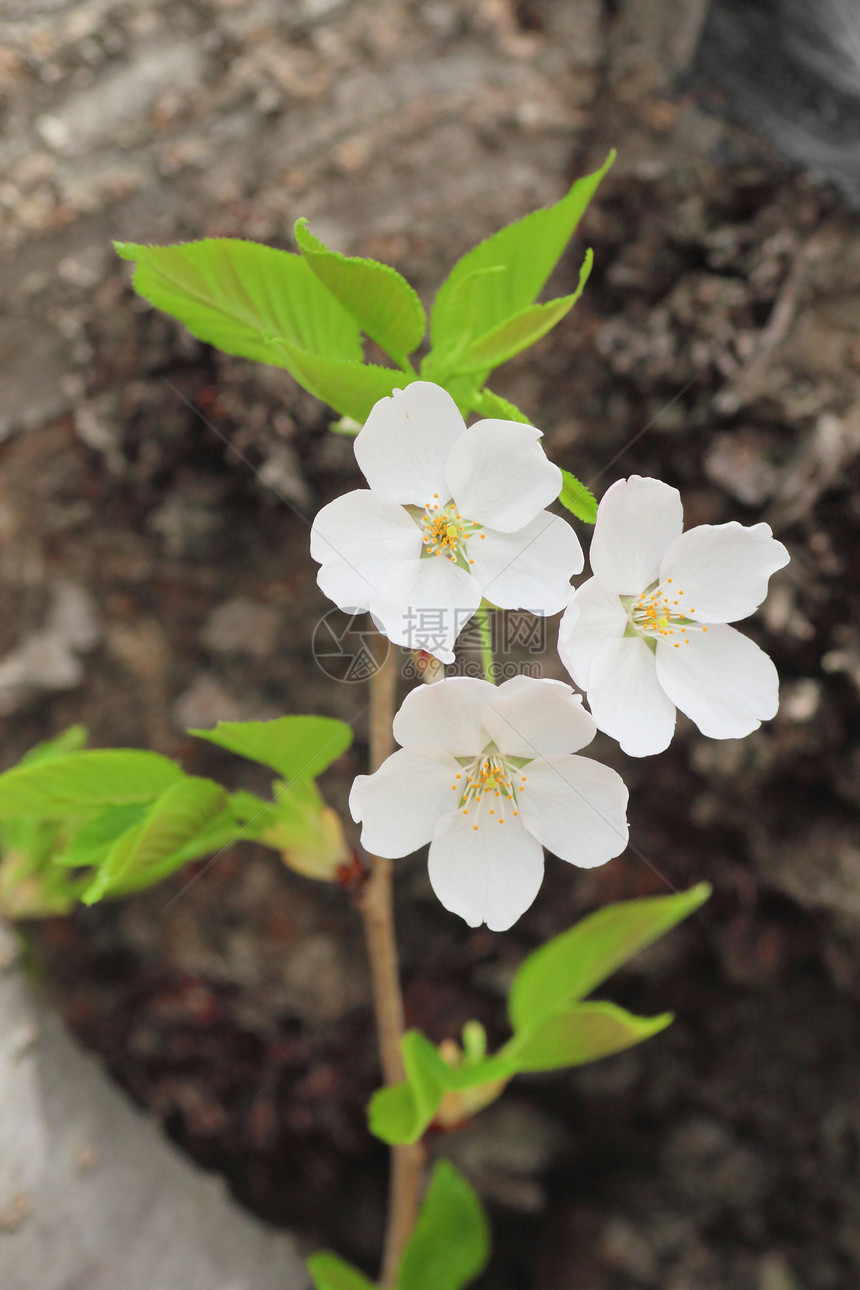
xmin=2 ymin=2 xmax=859 ymax=1287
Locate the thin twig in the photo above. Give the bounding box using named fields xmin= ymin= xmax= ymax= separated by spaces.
xmin=357 ymin=635 xmax=426 ymax=1287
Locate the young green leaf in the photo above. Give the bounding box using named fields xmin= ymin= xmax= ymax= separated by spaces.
xmin=0 ymin=750 xmax=184 ymax=820
xmin=294 ymin=218 xmax=426 ymax=360
xmin=397 ymin=1160 xmax=490 ymax=1290
xmin=368 ymin=1030 xmax=450 ymax=1146
xmin=307 ymin=1253 xmax=377 ymax=1290
xmin=189 ymin=715 xmax=352 ymax=782
xmin=503 ymin=1001 xmax=672 ymax=1073
xmin=115 ymin=239 xmax=362 ymax=365
xmin=81 ymin=776 xmax=228 ymax=903
xmin=20 ymin=725 xmax=88 ymax=767
xmin=56 ymin=802 xmax=151 ymax=868
xmin=264 ymin=345 xmax=405 ymax=421
xmin=430 ymin=152 xmax=614 ymax=349
xmin=469 ymin=388 xmax=531 ymax=424
xmin=558 ymin=468 xmax=598 ymax=524
xmin=508 ymin=884 xmax=711 ymax=1033
xmin=449 ymin=250 xmax=593 ymax=375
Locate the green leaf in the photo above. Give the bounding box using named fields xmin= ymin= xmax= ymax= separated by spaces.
xmin=450 ymin=250 xmax=593 ymax=375
xmin=82 ymin=776 xmax=228 ymax=903
xmin=397 ymin=1161 xmax=490 ymax=1290
xmin=20 ymin=725 xmax=88 ymax=767
xmin=264 ymin=344 xmax=404 ymax=421
xmin=469 ymin=388 xmax=531 ymax=423
xmin=431 ymin=152 xmax=614 ymax=349
xmin=508 ymin=884 xmax=711 ymax=1033
xmin=307 ymin=1253 xmax=377 ymax=1290
xmin=503 ymin=1001 xmax=672 ymax=1073
xmin=189 ymin=715 xmax=352 ymax=783
xmin=0 ymin=750 xmax=184 ymax=820
xmin=115 ymin=238 xmax=363 ymax=364
xmin=558 ymin=468 xmax=598 ymax=524
xmin=56 ymin=802 xmax=151 ymax=868
xmin=429 ymin=266 xmax=505 ymax=356
xmin=368 ymin=1030 xmax=450 ymax=1146
xmin=295 ymin=218 xmax=426 ymax=359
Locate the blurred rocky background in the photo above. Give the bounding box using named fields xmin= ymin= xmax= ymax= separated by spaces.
xmin=0 ymin=1 xmax=859 ymax=1287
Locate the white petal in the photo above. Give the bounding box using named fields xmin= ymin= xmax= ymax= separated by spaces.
xmin=655 ymin=623 xmax=779 ymax=740
xmin=310 ymin=490 xmax=423 ymax=611
xmin=349 ymin=747 xmax=461 ymax=858
xmin=469 ymin=513 xmax=583 ymax=614
xmin=445 ymin=420 xmax=562 ymax=533
xmin=659 ymin=521 xmax=790 ymax=623
xmin=557 ymin=577 xmax=628 ymax=690
xmin=586 ymin=635 xmax=677 ymax=757
xmin=428 ymin=810 xmax=545 ymax=931
xmin=518 ymin=754 xmax=629 ymax=867
xmin=393 ymin=677 xmax=495 ymax=756
xmin=354 ymin=382 xmax=466 ymax=506
xmin=481 ymin=676 xmax=597 ymax=757
xmin=589 ymin=476 xmax=683 ymax=594
xmin=369 ymin=554 xmax=481 ymax=663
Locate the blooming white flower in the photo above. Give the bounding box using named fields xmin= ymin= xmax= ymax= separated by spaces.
xmin=349 ymin=675 xmax=629 ymax=931
xmin=557 ymin=476 xmax=790 ymax=758
xmin=310 ymin=382 xmax=583 ymax=663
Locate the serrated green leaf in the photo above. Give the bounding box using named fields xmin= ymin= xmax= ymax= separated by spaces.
xmin=267 ymin=342 xmax=405 ymax=421
xmin=503 ymin=1001 xmax=672 ymax=1073
xmin=295 ymin=218 xmax=426 ymax=359
xmin=508 ymin=884 xmax=711 ymax=1033
xmin=0 ymin=750 xmax=184 ymax=820
xmin=397 ymin=1161 xmax=490 ymax=1290
xmin=558 ymin=468 xmax=598 ymax=524
xmin=469 ymin=388 xmax=531 ymax=423
xmin=82 ymin=776 xmax=228 ymax=903
xmin=307 ymin=1253 xmax=377 ymax=1290
xmin=189 ymin=715 xmax=352 ymax=783
xmin=450 ymin=250 xmax=593 ymax=375
xmin=114 ymin=238 xmax=362 ymax=365
xmin=56 ymin=802 xmax=151 ymax=868
xmin=430 ymin=152 xmax=614 ymax=348
xmin=429 ymin=266 xmax=505 ymax=356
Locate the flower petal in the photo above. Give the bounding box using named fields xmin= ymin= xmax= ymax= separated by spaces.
xmin=393 ymin=677 xmax=495 ymax=756
xmin=469 ymin=513 xmax=583 ymax=614
xmin=445 ymin=420 xmax=562 ymax=532
xmin=557 ymin=577 xmax=628 ymax=690
xmin=428 ymin=810 xmax=545 ymax=931
xmin=586 ymin=635 xmax=677 ymax=757
xmin=589 ymin=476 xmax=683 ymax=594
xmin=659 ymin=521 xmax=790 ymax=623
xmin=481 ymin=676 xmax=597 ymax=757
xmin=370 ymin=554 xmax=481 ymax=663
xmin=517 ymin=754 xmax=629 ymax=867
xmin=353 ymin=382 xmax=466 ymax=506
xmin=349 ymin=747 xmax=461 ymax=858
xmin=655 ymin=623 xmax=779 ymax=739
xmin=310 ymin=489 xmax=423 ymax=611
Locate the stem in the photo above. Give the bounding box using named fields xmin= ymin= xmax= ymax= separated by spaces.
xmin=475 ymin=604 xmax=496 ymax=683
xmin=358 ymin=634 xmax=426 ymax=1287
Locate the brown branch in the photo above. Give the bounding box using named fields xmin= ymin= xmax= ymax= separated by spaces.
xmin=357 ymin=635 xmax=427 ymax=1287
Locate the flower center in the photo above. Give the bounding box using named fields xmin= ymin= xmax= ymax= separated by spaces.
xmin=419 ymin=496 xmax=481 ymax=568
xmin=625 ymin=579 xmax=708 ymax=648
xmin=449 ymin=751 xmax=527 ymax=830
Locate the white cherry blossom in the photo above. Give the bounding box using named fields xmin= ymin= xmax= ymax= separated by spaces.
xmin=310 ymin=382 xmax=582 ymax=663
xmin=558 ymin=475 xmax=790 ymax=757
xmin=349 ymin=676 xmax=629 ymax=931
